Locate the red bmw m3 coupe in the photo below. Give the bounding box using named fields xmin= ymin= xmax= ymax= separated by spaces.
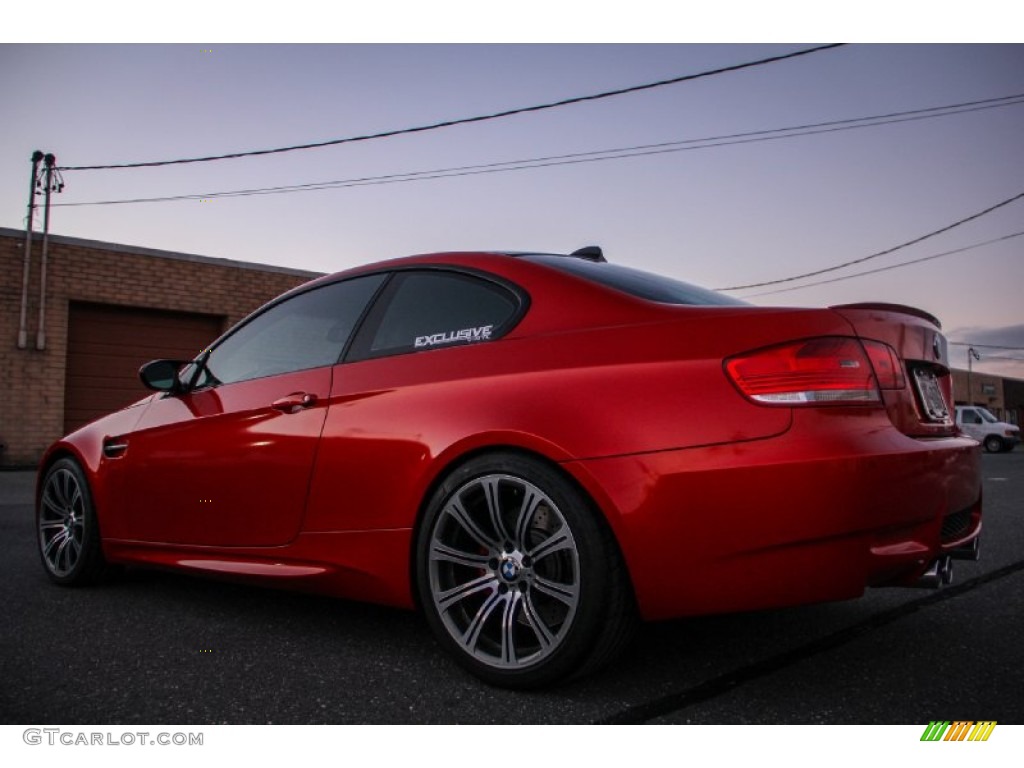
xmin=36 ymin=248 xmax=982 ymax=687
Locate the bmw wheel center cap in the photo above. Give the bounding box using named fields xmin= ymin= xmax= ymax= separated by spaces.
xmin=499 ymin=556 xmax=521 ymax=582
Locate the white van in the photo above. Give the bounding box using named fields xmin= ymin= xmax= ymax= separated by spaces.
xmin=955 ymin=406 xmax=1020 ymax=453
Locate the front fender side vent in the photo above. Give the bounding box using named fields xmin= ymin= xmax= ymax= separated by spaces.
xmin=102 ymin=439 xmax=128 ymax=459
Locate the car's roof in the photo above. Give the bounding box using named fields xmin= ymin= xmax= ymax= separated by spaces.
xmin=291 ymin=250 xmax=606 ymax=303
xmin=326 ymin=250 xmax=563 ymax=276
xmin=262 ymin=250 xmax=754 ymax=344
xmin=306 ymin=250 xmax=745 ymax=308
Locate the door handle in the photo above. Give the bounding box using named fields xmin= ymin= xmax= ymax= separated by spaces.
xmin=271 ymin=392 xmax=318 ymax=413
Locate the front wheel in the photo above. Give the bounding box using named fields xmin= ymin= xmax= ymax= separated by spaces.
xmin=415 ymin=453 xmax=635 ymax=688
xmin=983 ymin=435 xmax=1004 ymax=453
xmin=36 ymin=457 xmax=109 ymax=585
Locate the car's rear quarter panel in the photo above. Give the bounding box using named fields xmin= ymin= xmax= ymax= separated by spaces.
xmin=565 ymin=408 xmax=980 ymax=620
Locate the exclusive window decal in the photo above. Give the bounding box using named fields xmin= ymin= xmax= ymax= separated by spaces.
xmin=414 ymin=325 xmax=494 ymax=348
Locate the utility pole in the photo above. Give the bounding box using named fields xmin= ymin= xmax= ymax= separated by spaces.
xmin=37 ymin=153 xmax=58 ymax=350
xmin=967 ymin=347 xmax=980 ymax=406
xmin=17 ymin=150 xmax=44 ymax=349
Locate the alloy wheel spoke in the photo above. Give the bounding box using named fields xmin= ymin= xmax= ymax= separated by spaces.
xmin=500 ymin=591 xmax=522 ymax=665
xmin=529 ymin=527 xmax=573 ymax=561
xmin=513 ymin=488 xmax=543 ymax=548
xmin=41 ymin=492 xmax=63 ymax=518
xmin=481 ymin=478 xmax=511 ymax=545
xmin=430 ymin=542 xmax=490 ymax=569
xmin=43 ymin=529 xmax=69 ymax=560
xmin=533 ymin=575 xmax=579 ymax=607
xmin=55 ymin=534 xmax=74 ymax=571
xmin=445 ymin=497 xmax=497 ymax=551
xmin=70 ymin=484 xmax=82 ymax=513
xmin=48 ymin=477 xmax=62 ymax=509
xmin=460 ymin=590 xmax=504 ymax=652
xmin=62 ymin=537 xmax=79 ymax=571
xmin=58 ymin=471 xmax=73 ymax=508
xmin=437 ymin=573 xmax=496 ymax=611
xmin=521 ymin=591 xmax=555 ymax=649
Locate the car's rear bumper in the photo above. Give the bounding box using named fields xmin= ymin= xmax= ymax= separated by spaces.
xmin=563 ymin=409 xmax=982 ymax=621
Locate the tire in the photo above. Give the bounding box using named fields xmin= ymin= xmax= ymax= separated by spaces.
xmin=983 ymin=435 xmax=1003 ymax=453
xmin=36 ymin=457 xmax=109 ymax=586
xmin=415 ymin=453 xmax=636 ymax=688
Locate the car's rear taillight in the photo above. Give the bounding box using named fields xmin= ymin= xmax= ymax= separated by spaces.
xmin=725 ymin=337 xmax=889 ymax=405
xmin=861 ymin=339 xmax=906 ymax=390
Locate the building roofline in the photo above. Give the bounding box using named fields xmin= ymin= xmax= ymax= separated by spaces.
xmin=0 ymin=227 xmax=323 ymax=279
xmin=951 ymin=368 xmax=1024 ymax=385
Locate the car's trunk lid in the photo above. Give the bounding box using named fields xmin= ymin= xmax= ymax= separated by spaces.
xmin=831 ymin=303 xmax=957 ymax=437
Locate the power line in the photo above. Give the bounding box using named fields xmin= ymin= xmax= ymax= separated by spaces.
xmin=51 ymin=92 xmax=1024 ymax=208
xmin=718 ymin=191 xmax=1024 ymax=292
xmin=58 ymin=44 xmax=845 ymax=172
xmin=950 ymin=343 xmax=1024 ymax=351
xmin=742 ymin=231 xmax=1024 ymax=297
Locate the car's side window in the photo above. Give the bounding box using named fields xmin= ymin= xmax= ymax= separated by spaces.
xmin=197 ymin=274 xmax=385 ymax=386
xmin=354 ymin=270 xmax=521 ymax=358
xmin=960 ymin=409 xmax=981 ymax=425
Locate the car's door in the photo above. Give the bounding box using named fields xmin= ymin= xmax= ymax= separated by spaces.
xmin=302 ymin=268 xmax=526 ymax=533
xmin=958 ymin=407 xmax=984 ymax=442
xmin=115 ymin=274 xmax=385 ymax=547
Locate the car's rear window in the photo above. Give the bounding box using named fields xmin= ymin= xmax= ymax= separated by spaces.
xmin=524 ymin=254 xmax=748 ymax=306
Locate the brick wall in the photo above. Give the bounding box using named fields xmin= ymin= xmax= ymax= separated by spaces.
xmin=0 ymin=228 xmax=321 ymax=465
xmin=951 ymin=369 xmax=1006 ymax=416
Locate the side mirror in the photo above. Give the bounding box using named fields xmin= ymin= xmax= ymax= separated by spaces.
xmin=139 ymin=359 xmax=187 ymax=393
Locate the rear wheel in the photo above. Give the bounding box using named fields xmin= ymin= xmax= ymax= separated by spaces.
xmin=37 ymin=458 xmax=108 ymax=585
xmin=983 ymin=435 xmax=1004 ymax=453
xmin=416 ymin=453 xmax=635 ymax=688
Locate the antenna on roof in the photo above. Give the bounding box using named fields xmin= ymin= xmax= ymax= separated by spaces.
xmin=570 ymin=246 xmax=606 ymax=263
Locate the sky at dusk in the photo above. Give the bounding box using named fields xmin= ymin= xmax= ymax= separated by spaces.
xmin=2 ymin=38 xmax=1022 ymax=377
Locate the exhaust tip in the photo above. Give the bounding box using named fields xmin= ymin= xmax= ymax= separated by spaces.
xmin=914 ymin=559 xmax=942 ymax=589
xmin=950 ymin=537 xmax=980 ymax=562
xmin=940 ymin=555 xmax=954 ymax=586
xmin=913 ymin=556 xmax=953 ymax=589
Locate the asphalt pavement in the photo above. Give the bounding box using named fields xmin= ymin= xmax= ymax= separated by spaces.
xmin=1 ymin=452 xmax=1021 ymax=724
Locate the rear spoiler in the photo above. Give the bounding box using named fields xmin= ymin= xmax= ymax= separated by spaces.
xmin=830 ymin=303 xmax=941 ymax=329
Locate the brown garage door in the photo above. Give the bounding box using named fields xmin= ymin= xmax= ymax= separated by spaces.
xmin=64 ymin=302 xmax=225 ymax=434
